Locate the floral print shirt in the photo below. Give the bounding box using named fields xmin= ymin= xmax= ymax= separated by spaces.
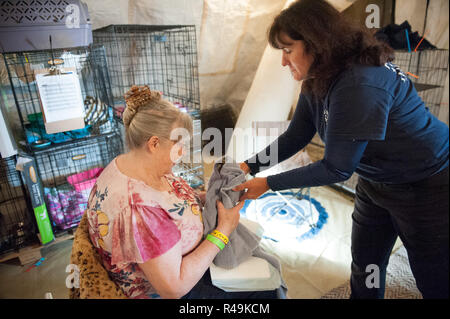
xmin=86 ymin=158 xmax=204 ymax=299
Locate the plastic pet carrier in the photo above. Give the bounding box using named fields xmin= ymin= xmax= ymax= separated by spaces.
xmin=0 ymin=0 xmax=92 ymax=53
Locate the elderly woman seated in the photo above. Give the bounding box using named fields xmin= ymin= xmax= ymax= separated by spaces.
xmin=82 ymin=85 xmax=279 ymax=299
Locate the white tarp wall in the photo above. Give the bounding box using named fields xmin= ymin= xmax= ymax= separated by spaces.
xmin=0 ymin=0 xmax=286 ymax=115
xmin=0 ymin=0 xmax=447 ymax=149
xmin=82 ymin=0 xmax=362 ymax=117
xmin=227 ymin=0 xmax=448 ymax=162
xmin=226 ymin=0 xmax=357 ymax=162
xmin=83 ymin=0 xmax=287 ymax=114
xmin=0 ymin=0 xmax=285 ymax=143
xmin=79 ymin=0 xmax=360 ymax=164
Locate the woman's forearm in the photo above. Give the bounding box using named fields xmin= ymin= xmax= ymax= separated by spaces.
xmin=246 ymin=129 xmax=315 ymax=175
xmin=245 ymin=94 xmax=317 ymax=176
xmin=267 ymin=138 xmax=368 ymax=190
xmin=175 ymin=238 xmax=221 ymax=297
xmin=171 ymin=226 xmax=231 ymax=298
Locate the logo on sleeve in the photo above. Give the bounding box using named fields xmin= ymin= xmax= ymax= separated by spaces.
xmin=384 ymin=62 xmax=407 ymax=83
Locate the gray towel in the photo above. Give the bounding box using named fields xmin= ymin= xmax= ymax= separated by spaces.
xmin=202 ymin=159 xmax=287 ymax=294
xmin=203 ymin=161 xmax=257 ymax=268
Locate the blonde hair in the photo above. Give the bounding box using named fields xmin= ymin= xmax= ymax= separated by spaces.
xmin=122 ymin=85 xmax=193 ymax=149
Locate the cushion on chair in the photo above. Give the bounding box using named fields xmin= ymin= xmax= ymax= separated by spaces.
xmin=69 ymin=212 xmax=127 ymax=299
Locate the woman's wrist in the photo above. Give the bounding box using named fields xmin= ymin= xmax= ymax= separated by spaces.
xmin=215 ymin=224 xmax=232 ymax=238
xmin=206 ymin=229 xmax=230 ymax=251
xmin=206 ymin=234 xmax=226 ymax=250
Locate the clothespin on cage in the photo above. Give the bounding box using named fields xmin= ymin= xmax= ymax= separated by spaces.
xmin=44 ymin=35 xmax=69 ymax=76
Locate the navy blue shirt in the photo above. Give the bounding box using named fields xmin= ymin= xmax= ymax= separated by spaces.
xmin=245 ymin=62 xmax=449 ymax=191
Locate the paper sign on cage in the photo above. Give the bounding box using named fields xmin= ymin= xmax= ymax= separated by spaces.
xmin=35 ymin=68 xmax=85 ymax=134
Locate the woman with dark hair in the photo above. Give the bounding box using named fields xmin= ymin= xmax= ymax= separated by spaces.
xmin=234 ymin=0 xmax=449 ymax=299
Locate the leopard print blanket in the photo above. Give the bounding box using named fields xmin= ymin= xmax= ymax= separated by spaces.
xmin=69 ymin=212 xmax=127 ymax=299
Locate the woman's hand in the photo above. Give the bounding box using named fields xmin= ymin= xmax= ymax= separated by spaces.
xmin=216 ymin=200 xmax=244 ymax=237
xmin=239 ymin=162 xmax=251 ymax=175
xmin=233 ymin=177 xmax=270 ymax=201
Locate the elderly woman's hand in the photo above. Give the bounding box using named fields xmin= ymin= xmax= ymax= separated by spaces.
xmin=216 ymin=200 xmax=244 ymax=237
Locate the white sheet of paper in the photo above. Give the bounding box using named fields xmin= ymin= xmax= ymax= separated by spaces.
xmin=35 ymin=72 xmax=84 ymax=123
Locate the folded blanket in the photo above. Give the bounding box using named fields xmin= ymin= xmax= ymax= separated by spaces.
xmin=44 ymin=186 xmax=87 ymax=230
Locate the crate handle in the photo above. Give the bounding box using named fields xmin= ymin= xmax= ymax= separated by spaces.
xmin=72 ymin=154 xmax=86 ymax=161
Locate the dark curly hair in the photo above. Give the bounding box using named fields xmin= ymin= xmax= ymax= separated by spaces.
xmin=268 ymin=0 xmax=395 ymax=99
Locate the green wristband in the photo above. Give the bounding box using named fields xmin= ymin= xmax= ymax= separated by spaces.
xmin=206 ymin=234 xmax=225 ymax=250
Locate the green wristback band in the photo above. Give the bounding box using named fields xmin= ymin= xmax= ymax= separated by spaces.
xmin=206 ymin=234 xmax=225 ymax=250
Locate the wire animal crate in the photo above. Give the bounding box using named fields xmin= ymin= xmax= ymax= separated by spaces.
xmin=92 ymin=25 xmax=201 ymax=117
xmin=32 ymin=131 xmax=123 ymax=233
xmin=93 ymin=25 xmax=205 ymax=188
xmin=2 ymin=44 xmax=117 ymax=152
xmin=394 ymin=49 xmax=449 ymax=119
xmin=0 ymin=155 xmax=37 ymax=255
xmin=162 ymin=108 xmax=205 ymax=190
